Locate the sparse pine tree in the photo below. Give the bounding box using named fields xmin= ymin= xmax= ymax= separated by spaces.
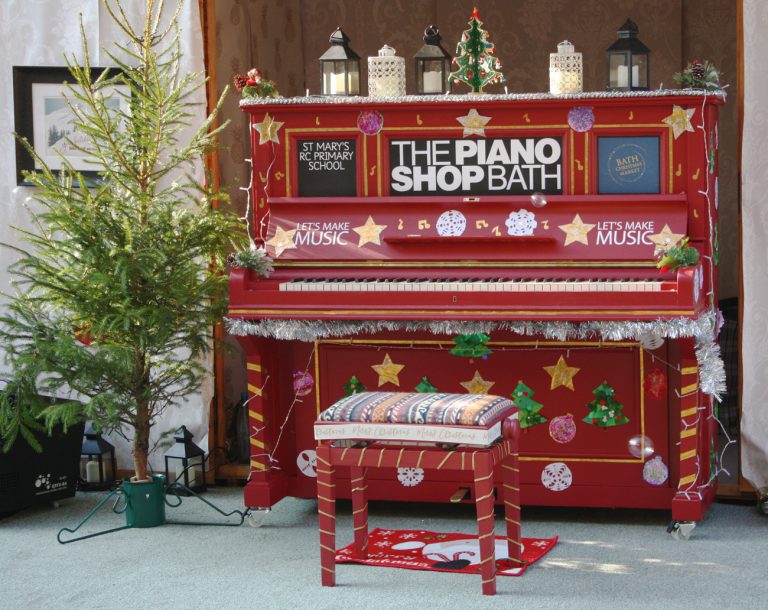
xmin=0 ymin=0 xmax=244 ymax=481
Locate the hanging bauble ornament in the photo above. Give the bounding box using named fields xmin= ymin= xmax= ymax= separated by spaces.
xmin=549 ymin=414 xmax=577 ymax=444
xmin=567 ymin=107 xmax=594 ymax=132
xmin=293 ymin=370 xmax=315 ymax=397
xmin=643 ymin=455 xmax=669 ymax=486
xmin=638 ymin=331 xmax=664 ymax=351
xmin=644 ymin=368 xmax=667 ymax=400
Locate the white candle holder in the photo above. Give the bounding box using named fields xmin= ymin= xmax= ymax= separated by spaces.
xmin=368 ymin=44 xmax=406 ymax=97
xmin=549 ymin=40 xmax=583 ymax=95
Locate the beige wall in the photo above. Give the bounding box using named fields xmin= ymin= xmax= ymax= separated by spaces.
xmin=213 ymin=0 xmax=739 ymax=405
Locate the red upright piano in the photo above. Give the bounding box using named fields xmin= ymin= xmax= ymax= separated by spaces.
xmin=229 ymin=91 xmax=724 ymax=528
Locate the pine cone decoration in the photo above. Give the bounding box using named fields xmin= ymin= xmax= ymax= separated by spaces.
xmin=690 ymin=61 xmax=706 ymax=82
xmin=233 ymin=73 xmax=248 ymax=91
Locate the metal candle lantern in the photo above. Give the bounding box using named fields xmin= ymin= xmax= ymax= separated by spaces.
xmin=319 ymin=27 xmax=361 ymax=96
xmin=606 ymin=19 xmax=650 ymax=91
xmin=164 ymin=426 xmax=207 ymax=495
xmin=368 ymin=44 xmax=406 ymax=97
xmin=549 ymin=41 xmax=583 ymax=95
xmin=414 ymin=25 xmax=451 ymax=94
xmin=80 ymin=422 xmax=116 ymax=491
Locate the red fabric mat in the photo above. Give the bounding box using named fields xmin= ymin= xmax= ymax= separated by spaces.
xmin=336 ymin=528 xmax=557 ymax=576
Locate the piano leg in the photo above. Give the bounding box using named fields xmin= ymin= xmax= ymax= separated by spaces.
xmin=473 ymin=450 xmax=497 ymax=595
xmin=350 ymin=466 xmax=369 ymax=559
xmin=501 ymin=442 xmax=523 ymax=569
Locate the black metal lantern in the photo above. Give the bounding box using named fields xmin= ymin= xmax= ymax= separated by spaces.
xmin=164 ymin=426 xmax=207 ymax=495
xmin=319 ymin=27 xmax=361 ymax=96
xmin=80 ymin=422 xmax=116 ymax=491
xmin=606 ymin=19 xmax=650 ymax=91
xmin=414 ymin=25 xmax=451 ymax=95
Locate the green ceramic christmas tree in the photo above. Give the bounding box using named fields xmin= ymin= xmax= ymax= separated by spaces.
xmin=448 ymin=7 xmax=505 ymax=93
xmin=583 ymin=382 xmax=629 ymax=427
xmin=510 ymin=380 xmax=547 ymax=429
xmin=343 ymin=376 xmax=366 ymax=396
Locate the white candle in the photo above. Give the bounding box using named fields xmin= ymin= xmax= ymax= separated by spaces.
xmin=85 ymin=460 xmax=100 ymax=483
xmin=550 ymin=69 xmax=563 ymax=94
xmin=632 ymin=64 xmax=640 ymax=86
xmin=348 ymin=71 xmax=359 ymax=95
xmin=617 ymin=65 xmax=629 ymax=88
xmin=422 ymin=70 xmax=442 ymax=94
xmin=176 ymin=463 xmax=198 ymax=487
xmin=329 ymin=73 xmax=345 ymax=95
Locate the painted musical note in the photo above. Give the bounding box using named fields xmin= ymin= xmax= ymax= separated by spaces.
xmin=692 ymin=168 xmax=700 ymax=180
xmin=398 ymin=218 xmax=404 ymax=230
xmin=315 ymin=116 xmax=320 ymax=126
xmin=275 ymin=171 xmax=284 ymax=181
xmin=693 ymin=209 xmax=699 ymax=219
xmin=369 ymin=165 xmax=377 ymax=176
xmin=416 ymin=114 xmax=423 ymax=125
xmin=418 ymin=219 xmax=431 ymax=229
xmin=523 ymin=113 xmax=531 ymax=123
xmin=629 ymin=111 xmax=634 ymax=120
xmin=475 ymin=219 xmax=488 ymax=229
xmin=575 ymin=159 xmax=584 ymax=171
xmin=675 ymin=164 xmax=682 ymax=177
xmin=258 ymin=172 xmax=267 ymax=183
xmin=541 ymin=220 xmax=550 ymax=230
xmin=259 ymin=198 xmax=265 ymax=209
xmin=492 ymin=225 xmax=501 ymax=236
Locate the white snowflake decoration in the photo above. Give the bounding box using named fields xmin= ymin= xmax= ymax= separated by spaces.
xmin=436 ymin=210 xmax=467 ymax=237
xmin=505 ymin=209 xmax=538 ymax=236
xmin=397 ymin=467 xmax=425 ymax=487
xmin=637 ymin=331 xmax=664 ymax=351
xmin=296 ymin=449 xmax=317 ymax=478
xmin=541 ymin=462 xmax=573 ymax=492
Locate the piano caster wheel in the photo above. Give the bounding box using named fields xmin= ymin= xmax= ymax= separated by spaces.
xmin=667 ymin=520 xmax=696 ymax=540
xmin=757 ymin=488 xmax=768 ymax=516
xmin=246 ymin=507 xmax=271 ymax=528
xmin=51 ymin=501 xmax=60 ymax=509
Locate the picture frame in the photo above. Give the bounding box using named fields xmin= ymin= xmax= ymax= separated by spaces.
xmin=13 ymin=66 xmax=129 ymax=186
xmin=597 ymin=135 xmax=661 ymax=195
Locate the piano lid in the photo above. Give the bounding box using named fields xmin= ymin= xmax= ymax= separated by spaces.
xmin=263 ymin=194 xmax=688 ymax=267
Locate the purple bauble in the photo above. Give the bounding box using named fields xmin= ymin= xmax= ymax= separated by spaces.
xmin=567 ymin=106 xmax=594 ymax=132
xmin=357 ymin=110 xmax=384 ymax=136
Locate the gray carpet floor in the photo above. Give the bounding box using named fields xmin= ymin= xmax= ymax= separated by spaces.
xmin=1 ymin=487 xmax=766 ymax=609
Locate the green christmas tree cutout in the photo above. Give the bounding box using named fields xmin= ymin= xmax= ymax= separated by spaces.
xmin=448 ymin=7 xmax=505 ymax=93
xmin=415 ymin=376 xmax=438 ymax=393
xmin=583 ymin=381 xmax=629 ymax=427
xmin=510 ymin=380 xmax=547 ymax=429
xmin=449 ymin=333 xmax=492 ymax=358
xmin=343 ymin=376 xmax=366 ymax=396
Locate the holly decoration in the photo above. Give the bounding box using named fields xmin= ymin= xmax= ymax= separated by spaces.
xmin=673 ymin=59 xmax=721 ymax=91
xmin=656 ymin=237 xmax=699 ymax=272
xmin=582 ymin=381 xmax=629 ymax=427
xmin=234 ymin=68 xmax=280 ymax=99
xmin=448 ymin=7 xmax=505 ymax=93
xmin=343 ymin=375 xmax=366 ymax=396
xmin=415 ymin=376 xmax=438 ymax=393
xmin=449 ymin=333 xmax=492 ymax=358
xmin=510 ymin=380 xmax=547 ymax=429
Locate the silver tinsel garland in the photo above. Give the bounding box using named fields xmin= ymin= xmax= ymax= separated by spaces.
xmin=241 ymin=88 xmax=726 ymax=109
xmin=225 ymin=312 xmax=726 ymax=401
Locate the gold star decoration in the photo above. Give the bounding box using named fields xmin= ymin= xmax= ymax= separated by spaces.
xmin=544 ymin=356 xmax=580 ymax=391
xmin=456 ymin=108 xmax=492 ymax=137
xmin=648 ymin=224 xmax=685 ymax=256
xmin=265 ymin=225 xmax=297 ymax=258
xmin=558 ymin=214 xmax=595 ymax=246
xmin=371 ymin=353 xmax=405 ymax=387
xmin=662 ymin=105 xmax=695 ymax=140
xmin=254 ymin=112 xmax=284 ymax=145
xmin=352 ymin=216 xmax=388 ymax=247
xmin=460 ymin=370 xmax=495 ymax=395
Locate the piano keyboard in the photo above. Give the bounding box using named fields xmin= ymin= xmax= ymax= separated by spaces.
xmin=279 ymin=279 xmax=665 ymax=293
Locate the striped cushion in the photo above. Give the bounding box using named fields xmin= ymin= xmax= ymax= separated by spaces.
xmin=318 ymin=392 xmax=516 ymax=428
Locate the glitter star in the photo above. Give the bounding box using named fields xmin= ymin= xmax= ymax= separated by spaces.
xmin=456 ymin=108 xmax=492 ymax=137
xmin=544 ymin=356 xmax=580 ymax=391
xmin=371 ymin=353 xmax=405 ymax=387
xmin=648 ymin=224 xmax=685 ymax=255
xmin=460 ymin=370 xmax=495 ymax=394
xmin=265 ymin=225 xmax=297 ymax=258
xmin=558 ymin=214 xmax=595 ymax=246
xmin=254 ymin=112 xmax=284 ymax=145
xmin=353 ymin=216 xmax=387 ymax=247
xmin=662 ymin=105 xmax=695 ymax=140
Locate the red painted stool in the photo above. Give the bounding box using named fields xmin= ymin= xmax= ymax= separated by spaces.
xmin=314 ymin=391 xmax=522 ymax=595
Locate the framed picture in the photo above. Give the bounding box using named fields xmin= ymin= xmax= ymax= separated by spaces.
xmin=597 ymin=135 xmax=661 ymax=195
xmin=13 ymin=66 xmax=129 ymax=186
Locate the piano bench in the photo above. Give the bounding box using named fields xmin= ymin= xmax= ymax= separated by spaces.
xmin=313 ymin=391 xmax=522 ymax=596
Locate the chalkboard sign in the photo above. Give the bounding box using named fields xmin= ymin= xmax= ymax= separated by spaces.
xmin=297 ymin=139 xmax=357 ymax=197
xmin=598 ymin=136 xmax=660 ymax=194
